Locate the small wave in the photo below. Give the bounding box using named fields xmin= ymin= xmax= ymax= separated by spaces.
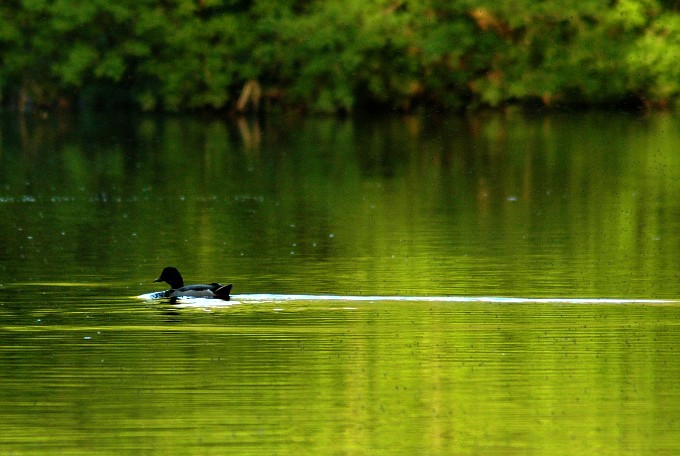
xmin=233 ymin=294 xmax=675 ymax=304
xmin=138 ymin=292 xmax=675 ymax=305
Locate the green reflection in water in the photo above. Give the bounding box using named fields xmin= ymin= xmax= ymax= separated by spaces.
xmin=1 ymin=301 xmax=680 ymax=455
xmin=1 ymin=112 xmax=679 ymax=299
xmin=0 ymin=111 xmax=679 ymax=454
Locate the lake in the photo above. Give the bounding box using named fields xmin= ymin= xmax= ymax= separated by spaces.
xmin=1 ymin=110 xmax=679 ymax=454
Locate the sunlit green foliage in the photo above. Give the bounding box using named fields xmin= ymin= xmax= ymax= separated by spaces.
xmin=1 ymin=0 xmax=680 ymax=112
xmin=628 ymin=12 xmax=680 ymax=106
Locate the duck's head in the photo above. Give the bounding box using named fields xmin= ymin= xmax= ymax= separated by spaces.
xmin=153 ymin=266 xmax=184 ymax=289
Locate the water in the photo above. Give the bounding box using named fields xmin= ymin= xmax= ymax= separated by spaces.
xmin=1 ymin=111 xmax=680 ymax=454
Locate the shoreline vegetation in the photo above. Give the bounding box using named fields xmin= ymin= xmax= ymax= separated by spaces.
xmin=2 ymin=1 xmax=680 ymax=114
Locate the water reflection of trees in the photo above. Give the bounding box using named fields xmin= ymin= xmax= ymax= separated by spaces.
xmin=0 ymin=112 xmax=678 ymax=297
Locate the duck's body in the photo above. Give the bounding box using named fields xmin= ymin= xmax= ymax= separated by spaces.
xmin=158 ymin=283 xmax=233 ymax=299
xmin=153 ymin=267 xmax=232 ymax=300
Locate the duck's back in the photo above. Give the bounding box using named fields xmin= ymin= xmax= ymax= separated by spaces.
xmin=169 ymin=283 xmax=232 ymax=300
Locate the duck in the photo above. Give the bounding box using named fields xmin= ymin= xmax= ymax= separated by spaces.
xmin=153 ymin=266 xmax=232 ymax=300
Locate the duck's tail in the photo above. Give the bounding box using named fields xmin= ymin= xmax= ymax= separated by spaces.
xmin=215 ymin=283 xmax=233 ymax=300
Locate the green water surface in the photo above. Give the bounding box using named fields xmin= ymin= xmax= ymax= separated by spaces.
xmin=0 ymin=111 xmax=679 ymax=454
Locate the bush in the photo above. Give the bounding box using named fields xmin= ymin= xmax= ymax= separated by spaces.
xmin=0 ymin=0 xmax=678 ymax=112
